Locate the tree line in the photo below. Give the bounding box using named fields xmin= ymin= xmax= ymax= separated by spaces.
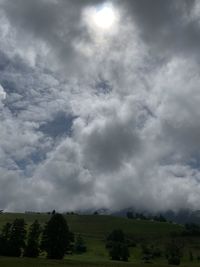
xmin=0 ymin=213 xmax=131 ymax=261
xmin=126 ymin=211 xmax=167 ymax=222
xmin=0 ymin=213 xmax=86 ymax=259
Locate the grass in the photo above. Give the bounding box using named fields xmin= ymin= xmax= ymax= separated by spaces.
xmin=0 ymin=213 xmax=183 ymax=238
xmin=0 ymin=257 xmax=132 ymax=267
xmin=0 ymin=257 xmax=200 ymax=267
xmin=0 ymin=213 xmax=199 ymax=266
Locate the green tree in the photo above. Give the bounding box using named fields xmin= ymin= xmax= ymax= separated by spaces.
xmin=41 ymin=213 xmax=72 ymax=259
xmin=24 ymin=220 xmax=41 ymax=258
xmin=106 ymin=229 xmax=130 ymax=261
xmin=74 ymin=234 xmax=87 ymax=254
xmin=126 ymin=212 xmax=134 ymax=219
xmin=8 ymin=219 xmax=26 ymax=257
xmin=0 ymin=222 xmax=12 ymax=256
xmin=141 ymin=243 xmax=153 ymax=263
xmin=165 ymin=239 xmax=182 ymax=265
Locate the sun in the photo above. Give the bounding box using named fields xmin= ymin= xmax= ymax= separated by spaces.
xmin=93 ymin=4 xmax=117 ymax=30
xmin=83 ymin=2 xmax=119 ymax=33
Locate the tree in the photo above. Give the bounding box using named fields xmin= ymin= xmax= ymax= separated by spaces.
xmin=183 ymin=223 xmax=200 ymax=236
xmin=41 ymin=213 xmax=73 ymax=259
xmin=141 ymin=243 xmax=162 ymax=263
xmin=141 ymin=243 xmax=153 ymax=263
xmin=165 ymin=239 xmax=183 ymax=265
xmin=121 ymin=243 xmax=130 ymax=261
xmin=52 ymin=210 xmax=56 ymax=215
xmin=24 ymin=220 xmax=41 ymax=258
xmin=189 ymin=251 xmax=193 ymax=262
xmin=0 ymin=222 xmax=12 ymax=256
xmin=74 ymin=234 xmax=87 ymax=254
xmin=8 ymin=219 xmax=26 ymax=257
xmin=106 ymin=229 xmax=129 ymax=261
xmin=126 ymin=212 xmax=134 ymax=219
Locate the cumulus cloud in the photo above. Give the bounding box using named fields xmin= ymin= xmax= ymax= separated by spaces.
xmin=0 ymin=84 xmax=6 ymax=101
xmin=0 ymin=0 xmax=200 ymax=212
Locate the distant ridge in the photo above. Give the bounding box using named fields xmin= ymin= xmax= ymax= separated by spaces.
xmin=111 ymin=208 xmax=200 ymax=224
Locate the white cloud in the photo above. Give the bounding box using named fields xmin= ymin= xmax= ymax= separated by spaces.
xmin=0 ymin=0 xmax=200 ymax=212
xmin=0 ymin=84 xmax=6 ymax=100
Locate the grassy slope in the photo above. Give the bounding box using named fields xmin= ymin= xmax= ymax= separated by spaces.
xmin=0 ymin=213 xmax=198 ymax=267
xmin=0 ymin=213 xmax=183 ymax=238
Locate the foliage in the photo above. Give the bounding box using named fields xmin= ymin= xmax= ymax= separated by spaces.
xmin=141 ymin=244 xmax=153 ymax=263
xmin=0 ymin=222 xmax=12 ymax=256
xmin=168 ymin=256 xmax=180 ymax=265
xmin=165 ymin=239 xmax=183 ymax=266
xmin=0 ymin=212 xmax=191 ymax=265
xmin=24 ymin=220 xmax=41 ymax=258
xmin=126 ymin=212 xmax=134 ymax=219
xmin=182 ymin=223 xmax=200 ymax=236
xmin=41 ymin=213 xmax=73 ymax=259
xmin=141 ymin=243 xmax=162 ymax=263
xmin=189 ymin=251 xmax=193 ymax=262
xmin=0 ymin=219 xmax=27 ymax=257
xmin=153 ymin=215 xmax=167 ymax=222
xmin=8 ymin=218 xmax=27 ymax=257
xmin=74 ymin=234 xmax=87 ymax=254
xmin=106 ymin=229 xmax=129 ymax=261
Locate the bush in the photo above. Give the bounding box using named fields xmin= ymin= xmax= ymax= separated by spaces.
xmin=74 ymin=234 xmax=87 ymax=254
xmin=165 ymin=240 xmax=182 ymax=266
xmin=182 ymin=223 xmax=200 ymax=236
xmin=168 ymin=256 xmax=180 ymax=265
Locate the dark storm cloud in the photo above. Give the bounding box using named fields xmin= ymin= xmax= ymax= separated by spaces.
xmin=120 ymin=0 xmax=200 ymax=60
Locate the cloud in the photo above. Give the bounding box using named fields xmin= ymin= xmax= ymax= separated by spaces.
xmin=0 ymin=0 xmax=200 ymax=212
xmin=0 ymin=84 xmax=6 ymax=100
xmin=119 ymin=0 xmax=200 ymax=60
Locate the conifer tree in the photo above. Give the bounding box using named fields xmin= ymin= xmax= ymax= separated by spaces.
xmin=0 ymin=222 xmax=12 ymax=256
xmin=24 ymin=220 xmax=41 ymax=258
xmin=8 ymin=219 xmax=26 ymax=257
xmin=41 ymin=213 xmax=72 ymax=259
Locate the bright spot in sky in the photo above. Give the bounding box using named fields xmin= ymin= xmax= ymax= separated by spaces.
xmin=78 ymin=2 xmax=120 ymax=56
xmin=93 ymin=4 xmax=117 ymax=30
xmin=83 ymin=2 xmax=119 ymax=34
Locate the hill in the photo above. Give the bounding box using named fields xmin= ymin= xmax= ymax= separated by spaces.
xmin=0 ymin=213 xmax=199 ymax=267
xmin=0 ymin=212 xmax=182 ymax=239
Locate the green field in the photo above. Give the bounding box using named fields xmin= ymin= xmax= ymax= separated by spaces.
xmin=1 ymin=257 xmax=200 ymax=267
xmin=0 ymin=213 xmax=199 ymax=267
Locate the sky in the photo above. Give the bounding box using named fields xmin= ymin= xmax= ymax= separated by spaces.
xmin=0 ymin=0 xmax=200 ymax=212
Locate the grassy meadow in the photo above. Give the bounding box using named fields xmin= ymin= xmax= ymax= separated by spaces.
xmin=0 ymin=213 xmax=200 ymax=266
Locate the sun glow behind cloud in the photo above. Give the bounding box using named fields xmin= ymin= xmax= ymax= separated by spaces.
xmin=93 ymin=3 xmax=117 ymax=30
xmin=77 ymin=2 xmax=120 ymax=57
xmin=83 ymin=2 xmax=120 ymax=35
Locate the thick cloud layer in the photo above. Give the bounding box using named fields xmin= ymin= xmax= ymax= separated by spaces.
xmin=0 ymin=0 xmax=200 ymax=212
